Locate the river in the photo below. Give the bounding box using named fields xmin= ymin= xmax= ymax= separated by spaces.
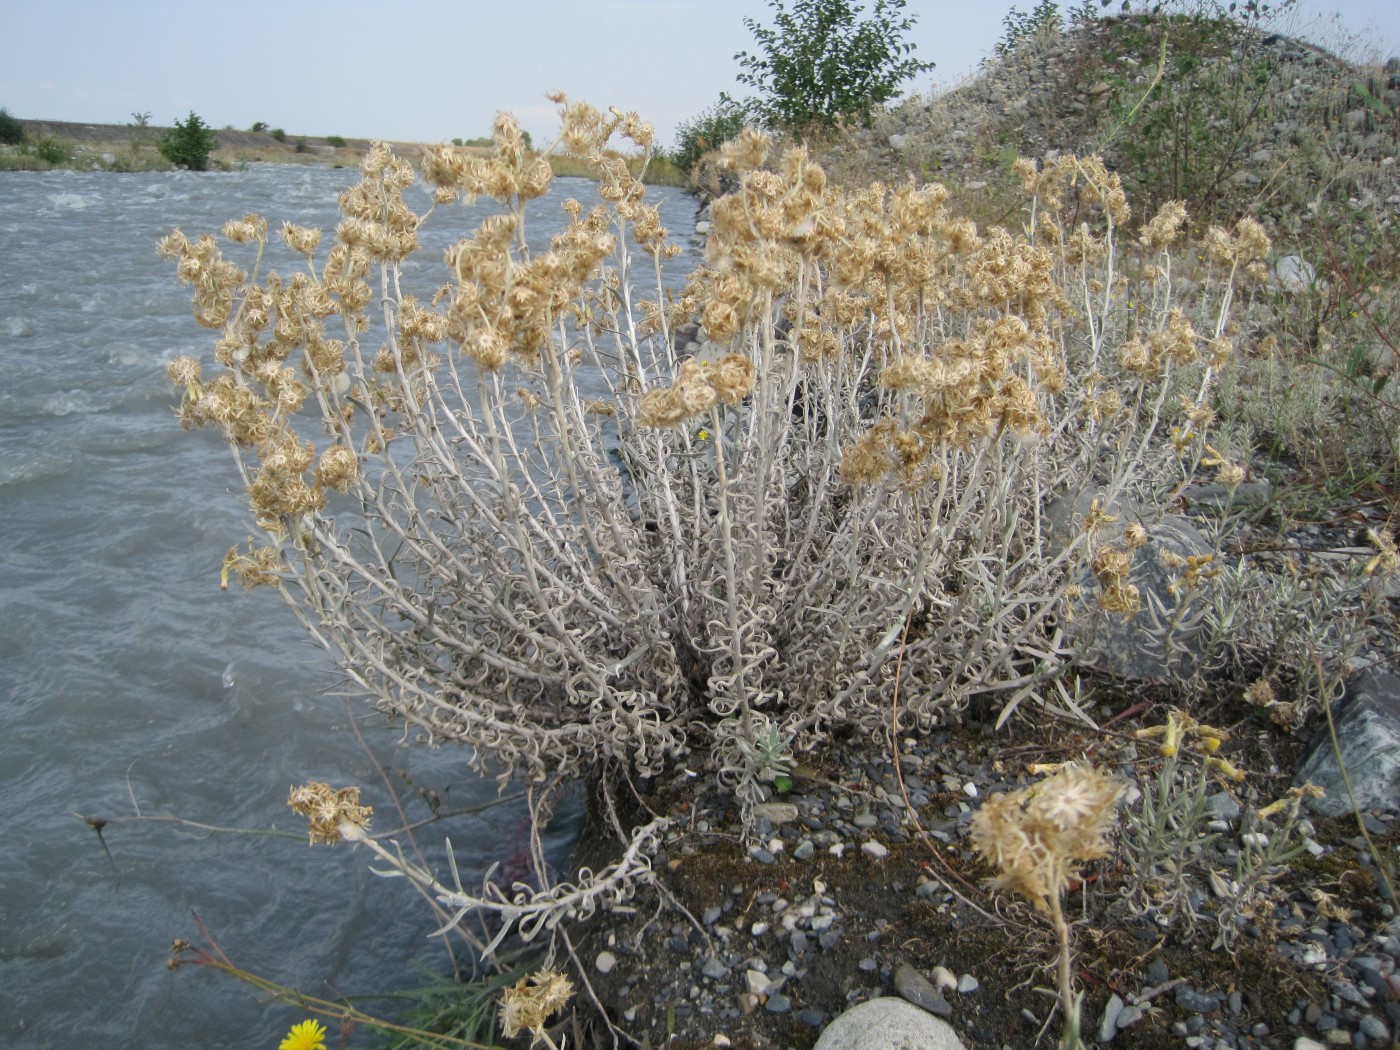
xmin=0 ymin=161 xmax=700 ymax=1048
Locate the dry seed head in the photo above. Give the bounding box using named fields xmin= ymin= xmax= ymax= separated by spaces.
xmin=718 ymin=127 xmax=770 ymax=173
xmin=220 ymin=542 xmax=282 ymax=590
xmin=287 ymin=782 xmax=372 ymax=845
xmin=1243 ymin=678 xmax=1277 ymax=708
xmin=314 ymin=445 xmax=359 ymax=494
xmin=970 ymin=764 xmax=1125 ymax=912
xmin=281 ymin=222 xmax=322 ymax=256
xmin=222 ymin=214 xmax=267 ymax=244
xmin=1139 ymin=200 xmax=1189 ymax=250
xmin=1098 ymin=580 xmax=1141 ymax=616
xmin=499 ymin=970 xmax=575 ymax=1040
xmin=1215 ymin=462 xmax=1247 ymax=489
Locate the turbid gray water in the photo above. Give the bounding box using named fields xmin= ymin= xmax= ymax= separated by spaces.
xmin=0 ymin=163 xmax=699 ymax=1048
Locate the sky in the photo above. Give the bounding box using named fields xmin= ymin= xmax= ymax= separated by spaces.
xmin=4 ymin=0 xmax=1398 ymax=152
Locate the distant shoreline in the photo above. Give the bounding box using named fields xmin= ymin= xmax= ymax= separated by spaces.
xmin=4 ymin=118 xmax=689 ymax=185
xmin=12 ymin=117 xmax=420 ymax=168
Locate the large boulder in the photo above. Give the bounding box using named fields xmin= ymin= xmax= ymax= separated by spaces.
xmin=814 ymin=996 xmax=968 ymax=1050
xmin=1047 ymin=488 xmax=1218 ymax=681
xmin=1296 ymin=668 xmax=1400 ymax=817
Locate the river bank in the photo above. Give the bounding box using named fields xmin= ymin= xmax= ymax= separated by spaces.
xmin=2 ymin=117 xmax=688 ymax=183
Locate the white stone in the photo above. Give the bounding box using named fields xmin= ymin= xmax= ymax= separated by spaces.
xmin=1275 ymin=254 xmax=1318 ymax=293
xmin=746 ymin=969 xmax=772 ymax=996
xmin=862 ymin=840 xmax=890 ymax=860
xmin=595 ymin=950 xmax=616 ymax=975
xmin=814 ymin=997 xmax=968 ymax=1050
xmin=930 ymin=965 xmax=958 ymax=992
xmin=753 ymin=801 xmax=799 ymax=824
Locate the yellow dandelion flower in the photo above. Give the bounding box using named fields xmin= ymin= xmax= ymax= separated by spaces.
xmin=279 ymin=1019 xmax=327 ymax=1050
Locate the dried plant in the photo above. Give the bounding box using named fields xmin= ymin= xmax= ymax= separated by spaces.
xmin=971 ymin=763 xmax=1126 ymax=1050
xmin=161 ymin=97 xmax=1263 ymax=939
xmin=498 ymin=968 xmax=574 ymax=1050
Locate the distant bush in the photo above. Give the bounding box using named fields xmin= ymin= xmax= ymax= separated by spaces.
xmin=326 ymin=135 xmax=347 ymax=148
xmin=0 ymin=108 xmax=24 ymax=145
xmin=250 ymin=121 xmax=269 ymax=133
xmin=294 ymin=138 xmax=308 ymax=153
xmin=270 ymin=128 xmax=287 ymax=143
xmin=31 ymin=136 xmax=70 ymax=164
xmin=159 ymin=111 xmax=220 ymax=171
xmin=672 ymin=97 xmax=750 ymax=175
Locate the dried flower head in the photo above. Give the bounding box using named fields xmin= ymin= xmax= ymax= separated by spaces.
xmin=970 ymin=764 xmax=1125 ymax=912
xmin=1139 ymin=200 xmax=1189 ymax=251
xmin=287 ymin=782 xmax=373 ymax=845
xmin=499 ymin=969 xmax=575 ymax=1041
xmin=1365 ymin=528 xmax=1400 ymax=577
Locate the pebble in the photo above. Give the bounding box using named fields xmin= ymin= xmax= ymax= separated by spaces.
xmin=956 ymin=974 xmax=979 ymax=994
xmin=595 ymin=950 xmax=616 ymax=975
xmin=1099 ymin=993 xmax=1125 ymax=1042
xmin=746 ymin=970 xmax=772 ymax=996
xmin=1358 ymin=1015 xmax=1389 ymax=1040
xmin=861 ymin=840 xmax=890 ymax=860
xmin=895 ymin=962 xmax=951 ymax=1015
xmin=1115 ymin=1005 xmax=1144 ymax=1030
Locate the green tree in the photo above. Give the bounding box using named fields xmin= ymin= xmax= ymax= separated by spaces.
xmin=0 ymin=107 xmax=24 ymax=146
xmin=734 ymin=0 xmax=933 ymax=138
xmin=994 ymin=0 xmax=1064 ymax=58
xmin=159 ymin=111 xmax=220 ymax=171
xmin=671 ymin=96 xmax=750 ymax=174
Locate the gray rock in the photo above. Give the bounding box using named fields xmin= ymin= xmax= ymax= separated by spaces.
xmin=1116 ymin=1005 xmax=1144 ymax=1030
xmin=1175 ymin=986 xmax=1222 ymax=1013
xmin=1099 ymin=993 xmax=1125 ymax=1042
xmin=1205 ymin=791 xmax=1242 ymax=822
xmin=862 ymin=840 xmax=890 ymax=860
xmin=701 ymin=956 xmax=728 ymax=979
xmin=1072 ymin=514 xmax=1216 ymax=680
xmin=1297 ymin=669 xmax=1400 ymax=816
xmin=753 ymin=802 xmax=799 ymax=825
xmin=894 ymin=963 xmax=951 ymax=1016
xmin=1275 ymin=254 xmax=1319 ymax=293
xmin=814 ymin=996 xmax=968 ymax=1050
xmin=1181 ymin=478 xmax=1273 ymax=510
xmin=766 ymin=993 xmax=792 ymax=1013
xmin=1359 ymin=1015 xmax=1390 ymax=1040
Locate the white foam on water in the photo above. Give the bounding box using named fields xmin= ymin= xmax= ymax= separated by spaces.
xmin=41 ymin=390 xmax=96 ymax=417
xmin=46 ymin=192 xmax=99 ymax=210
